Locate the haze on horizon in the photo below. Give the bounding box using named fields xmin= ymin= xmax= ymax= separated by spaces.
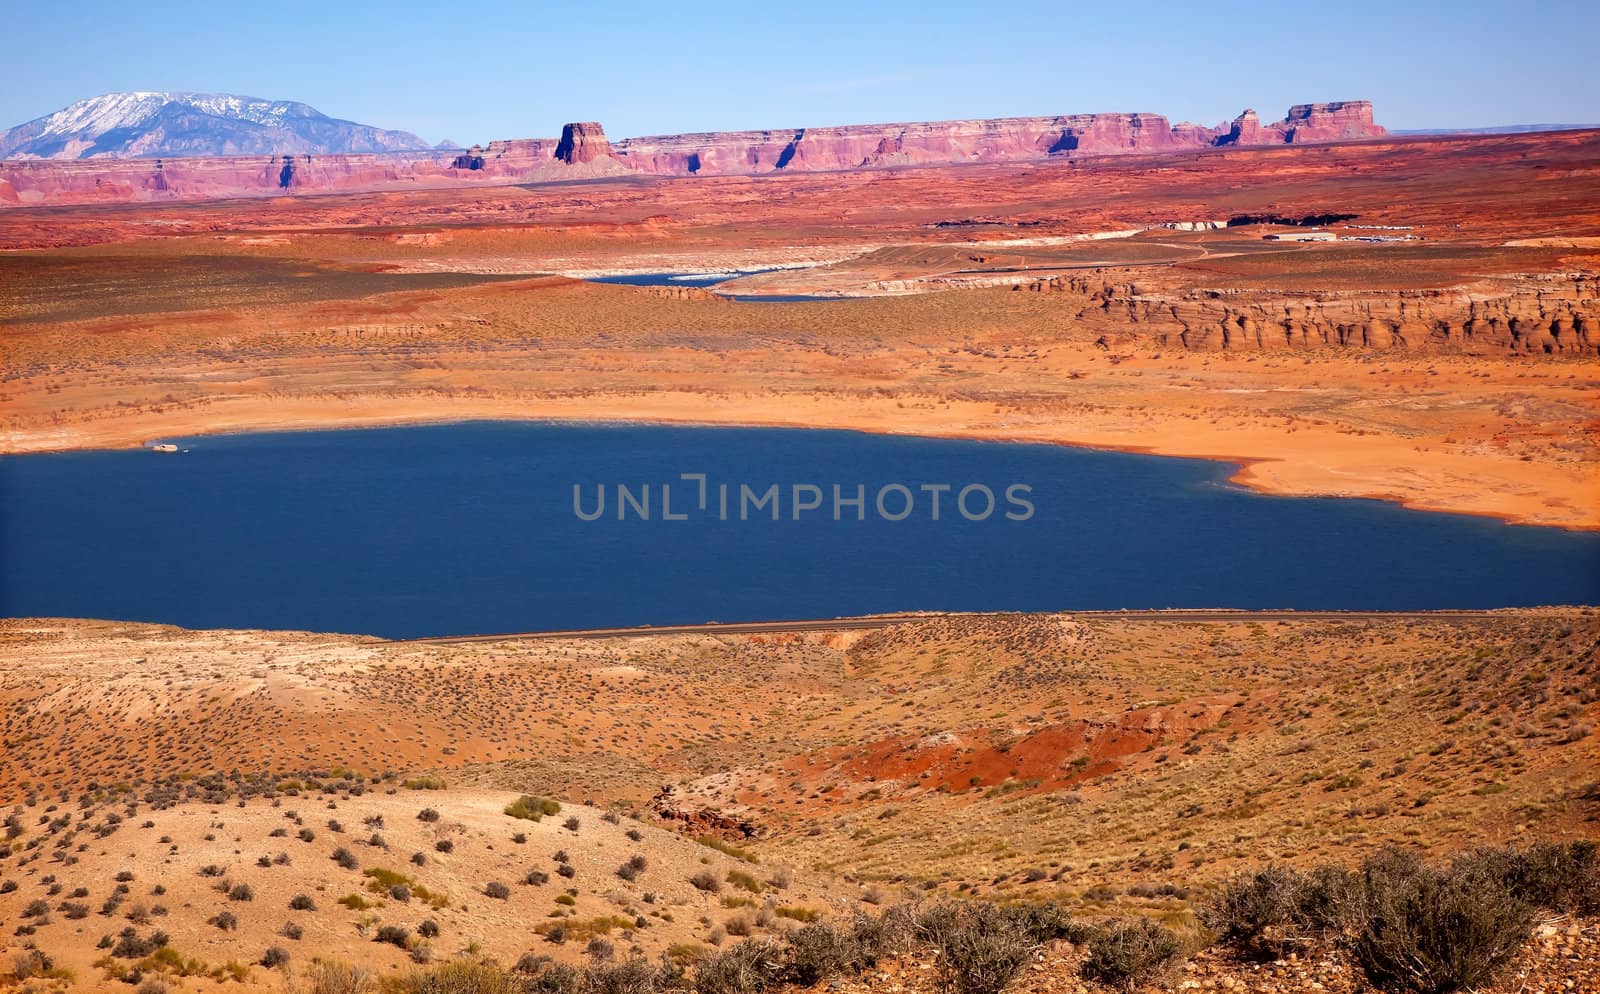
xmin=6 ymin=0 xmax=1596 ymax=147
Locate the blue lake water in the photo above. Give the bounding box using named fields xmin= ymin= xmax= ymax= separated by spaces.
xmin=1 ymin=422 xmax=1596 ymax=638
xmin=588 ymin=272 xmax=746 ymax=288
xmin=587 ymin=271 xmax=838 ymax=302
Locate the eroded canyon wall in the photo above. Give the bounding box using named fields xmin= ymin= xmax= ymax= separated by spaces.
xmin=0 ymin=103 xmax=1385 ymax=206
xmin=1019 ymin=273 xmax=1600 ymax=355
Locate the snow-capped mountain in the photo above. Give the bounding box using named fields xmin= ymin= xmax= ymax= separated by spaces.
xmin=0 ymin=92 xmax=433 ymax=160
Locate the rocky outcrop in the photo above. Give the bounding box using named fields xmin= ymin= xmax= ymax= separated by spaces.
xmin=0 ymin=102 xmax=1388 ymax=206
xmin=1219 ymin=109 xmax=1263 ymax=146
xmin=554 ymin=122 xmax=611 ymax=164
xmin=640 ymin=285 xmax=730 ymax=302
xmin=608 ymin=103 xmax=1383 ymax=176
xmin=650 ymin=785 xmax=763 ymax=839
xmin=1013 ymin=273 xmax=1600 ymax=355
xmin=611 ymin=113 xmax=1191 ymax=174
xmin=1276 ymin=100 xmax=1384 ymax=143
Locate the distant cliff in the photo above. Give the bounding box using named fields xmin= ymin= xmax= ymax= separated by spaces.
xmin=0 ymin=103 xmax=1386 ymax=206
xmin=606 ymin=102 xmax=1385 ymax=175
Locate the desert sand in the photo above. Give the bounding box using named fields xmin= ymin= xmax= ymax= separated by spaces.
xmin=1 ymin=611 xmax=1595 ymax=991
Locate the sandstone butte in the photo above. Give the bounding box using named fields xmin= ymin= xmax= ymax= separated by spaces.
xmin=0 ymin=101 xmax=1384 ymax=206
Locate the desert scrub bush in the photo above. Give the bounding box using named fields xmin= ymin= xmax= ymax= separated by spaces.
xmin=363 ymin=867 xmax=449 ymax=909
xmin=506 ymin=795 xmax=562 ymax=821
xmin=617 ymin=855 xmax=648 ymax=882
xmin=690 ymin=871 xmax=722 ymax=893
xmin=1349 ymin=848 xmax=1534 ymax=994
xmin=585 ymin=955 xmax=674 ymax=994
xmin=417 ymin=808 xmax=440 ymax=823
xmin=485 ymin=881 xmax=511 ymax=900
xmin=696 ymin=837 xmax=758 ymax=863
xmin=525 ymin=870 xmax=550 ymax=886
xmin=332 ymin=846 xmax=359 ymax=869
xmin=535 ymin=916 xmax=635 ymax=943
xmin=135 ymin=945 xmax=211 ymax=979
xmin=375 ymin=924 xmax=412 ymax=948
xmin=261 ymin=945 xmax=291 ymax=968
xmin=404 ymin=777 xmax=447 ymax=791
xmin=916 ymin=903 xmax=1032 ymax=994
xmin=384 ymin=960 xmax=524 ymax=993
xmin=112 ymin=927 xmax=170 ymax=958
xmin=1005 ymin=902 xmax=1081 ymax=945
xmin=848 ymin=904 xmax=919 ymax=965
xmin=1079 ymin=919 xmax=1184 ymax=992
xmin=289 ymin=893 xmax=317 ymax=911
xmin=297 ymin=959 xmax=373 ymax=994
xmin=435 ymin=839 xmax=455 ymax=853
xmin=228 ymin=882 xmax=254 ymax=901
xmin=725 ymin=870 xmax=763 ymax=894
xmin=12 ymin=948 xmax=69 ymax=981
xmin=1454 ymin=840 xmax=1600 ymax=915
xmin=693 ymin=939 xmax=784 ymax=994
xmin=785 ymin=921 xmax=861 ymax=985
xmin=210 ymin=911 xmax=238 ymax=931
xmin=281 ymin=922 xmax=304 ymax=940
xmin=1203 ymin=864 xmax=1325 ymax=959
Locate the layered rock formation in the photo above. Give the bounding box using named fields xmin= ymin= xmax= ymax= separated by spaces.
xmin=1016 ymin=273 xmax=1600 ymax=355
xmin=554 ymin=122 xmax=613 ymax=164
xmin=0 ymin=102 xmax=1386 ymax=207
xmin=609 ymin=102 xmax=1385 ymax=175
xmin=1277 ymin=100 xmax=1385 ymax=143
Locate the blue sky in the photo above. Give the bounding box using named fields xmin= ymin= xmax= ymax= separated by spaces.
xmin=7 ymin=1 xmax=1595 ymax=144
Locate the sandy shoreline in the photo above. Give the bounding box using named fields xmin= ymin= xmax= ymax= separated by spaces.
xmin=6 ymin=386 xmax=1596 ymax=532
